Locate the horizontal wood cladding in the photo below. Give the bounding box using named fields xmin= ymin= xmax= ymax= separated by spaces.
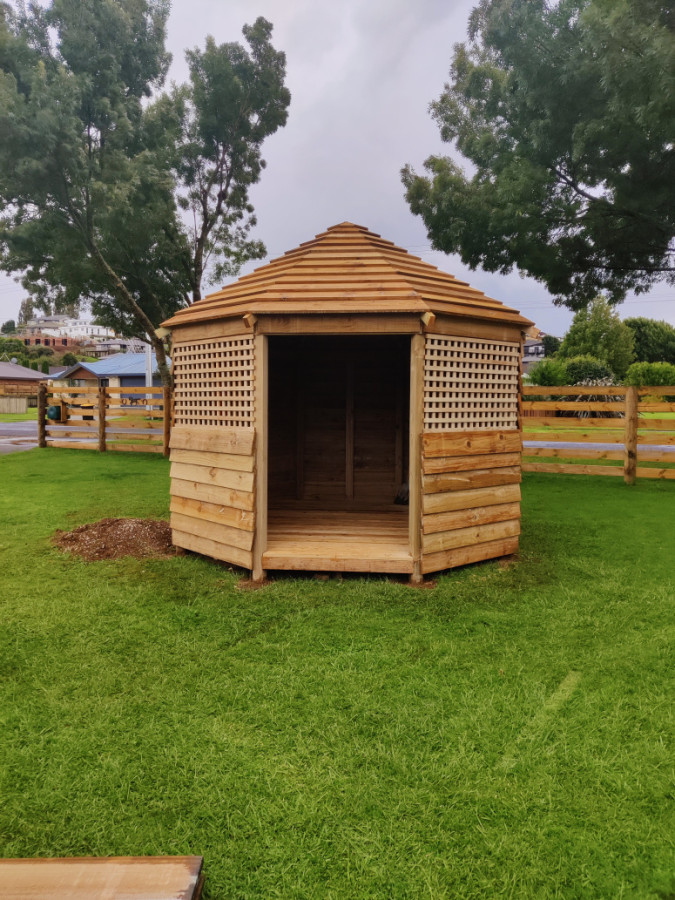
xmin=423 ymin=500 xmax=521 ymax=536
xmin=420 ymin=427 xmax=522 ymax=574
xmin=170 ymin=495 xmax=254 ymax=531
xmin=172 ymin=529 xmax=253 ymax=569
xmin=423 ymin=430 xmax=521 ymax=459
xmin=170 ymin=424 xmax=257 ymax=569
xmin=170 ymin=461 xmax=254 ymax=494
xmin=422 ymin=536 xmax=520 ymax=575
xmin=170 ymin=425 xmax=255 ymax=455
xmin=423 ymin=519 xmax=520 ymax=556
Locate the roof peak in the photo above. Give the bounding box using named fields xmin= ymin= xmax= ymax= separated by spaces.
xmin=162 ymin=222 xmax=534 ymax=330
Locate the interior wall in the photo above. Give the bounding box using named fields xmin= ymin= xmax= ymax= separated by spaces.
xmin=268 ymin=335 xmax=410 ymax=509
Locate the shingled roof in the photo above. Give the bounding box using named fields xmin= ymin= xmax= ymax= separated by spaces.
xmin=163 ymin=222 xmax=533 ymax=329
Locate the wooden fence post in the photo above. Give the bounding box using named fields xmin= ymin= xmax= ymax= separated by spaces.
xmin=624 ymin=386 xmax=638 ymax=485
xmin=98 ymin=387 xmax=107 ymax=453
xmin=37 ymin=382 xmax=47 ymax=448
xmin=162 ymin=385 xmax=171 ymax=458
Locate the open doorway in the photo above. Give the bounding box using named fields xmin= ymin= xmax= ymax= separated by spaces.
xmin=264 ymin=335 xmax=413 ymax=572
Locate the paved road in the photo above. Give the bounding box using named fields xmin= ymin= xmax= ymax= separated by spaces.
xmin=0 ymin=421 xmax=39 ymax=456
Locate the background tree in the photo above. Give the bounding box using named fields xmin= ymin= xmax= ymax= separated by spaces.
xmin=0 ymin=1 xmax=290 ymax=385
xmin=623 ymin=317 xmax=675 ymax=364
xmin=402 ymin=0 xmax=675 ymax=309
xmin=558 ymin=297 xmax=634 ymax=378
xmin=541 ymin=335 xmax=561 ymax=357
xmin=16 ymin=298 xmax=33 ymax=326
xmin=1 ymin=319 xmax=15 ymax=334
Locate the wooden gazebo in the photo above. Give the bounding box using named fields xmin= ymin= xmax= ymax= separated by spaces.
xmin=163 ymin=223 xmax=533 ymax=582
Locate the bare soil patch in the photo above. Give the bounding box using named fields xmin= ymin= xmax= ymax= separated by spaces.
xmin=53 ymin=518 xmax=179 ymax=561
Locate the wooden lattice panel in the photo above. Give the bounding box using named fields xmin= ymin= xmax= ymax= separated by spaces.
xmin=173 ymin=336 xmax=254 ymax=428
xmin=424 ymin=335 xmax=520 ymax=431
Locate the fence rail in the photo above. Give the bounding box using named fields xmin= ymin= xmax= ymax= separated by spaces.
xmin=522 ymin=385 xmax=675 ymax=483
xmin=38 ymin=383 xmax=171 ymax=456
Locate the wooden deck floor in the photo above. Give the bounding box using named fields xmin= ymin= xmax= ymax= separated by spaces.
xmin=262 ymin=509 xmax=412 ymax=573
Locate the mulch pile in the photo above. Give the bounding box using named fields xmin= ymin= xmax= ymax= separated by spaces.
xmin=52 ymin=518 xmax=179 ymax=561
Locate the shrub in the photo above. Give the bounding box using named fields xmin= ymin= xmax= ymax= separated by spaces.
xmin=41 ymin=360 xmax=50 ymax=374
xmin=564 ymin=356 xmax=613 ymax=384
xmin=624 ymin=361 xmax=675 ymax=387
xmin=527 ymin=359 xmax=568 ymax=386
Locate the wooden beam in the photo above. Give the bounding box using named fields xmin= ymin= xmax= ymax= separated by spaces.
xmin=252 ymin=334 xmax=268 ymax=582
xmin=409 ymin=333 xmax=425 ymax=584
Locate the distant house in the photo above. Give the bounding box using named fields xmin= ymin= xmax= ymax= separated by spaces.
xmin=0 ymin=360 xmax=49 ymax=392
xmin=58 ymin=352 xmax=167 ymax=388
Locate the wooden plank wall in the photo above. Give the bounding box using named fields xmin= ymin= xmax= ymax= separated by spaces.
xmin=420 ymin=430 xmax=522 ymax=575
xmin=169 ymin=425 xmax=256 ymax=569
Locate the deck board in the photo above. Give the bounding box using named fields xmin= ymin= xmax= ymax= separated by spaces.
xmin=263 ymin=509 xmax=412 ymax=573
xmin=0 ymin=856 xmax=203 ymax=899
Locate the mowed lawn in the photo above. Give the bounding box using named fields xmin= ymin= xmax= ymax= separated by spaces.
xmin=0 ymin=450 xmax=673 ymax=899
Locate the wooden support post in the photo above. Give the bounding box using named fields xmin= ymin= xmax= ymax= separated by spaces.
xmin=252 ymin=334 xmax=268 ymax=583
xmin=37 ymin=382 xmax=47 ymax=448
xmin=345 ymin=355 xmax=354 ymax=501
xmin=624 ymin=386 xmax=638 ymax=485
xmin=409 ymin=333 xmax=425 ymax=585
xmin=162 ymin=384 xmax=172 ymax=458
xmin=98 ymin=387 xmax=107 ymax=452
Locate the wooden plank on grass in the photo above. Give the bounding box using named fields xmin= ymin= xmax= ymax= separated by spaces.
xmin=521 ymin=385 xmax=626 ymax=396
xmin=523 ymin=447 xmax=625 ymax=461
xmin=46 ymin=440 xmax=99 ymax=450
xmin=634 ymin=466 xmax=675 ymax=480
xmin=0 ymin=856 xmax=204 ymax=900
xmin=524 ymin=431 xmax=624 ymax=444
xmin=522 ymin=462 xmax=623 ymax=476
xmin=523 ymin=401 xmax=626 ymax=412
xmin=170 ymin=425 xmax=254 ymax=455
xmin=422 ymin=535 xmax=519 ymax=575
xmin=422 ymin=430 xmax=521 ymax=458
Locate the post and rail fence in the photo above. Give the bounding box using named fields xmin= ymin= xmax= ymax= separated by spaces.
xmin=521 ymin=385 xmax=675 ymax=484
xmin=37 ymin=383 xmax=172 ymax=456
xmin=27 ymin=382 xmax=675 ymax=481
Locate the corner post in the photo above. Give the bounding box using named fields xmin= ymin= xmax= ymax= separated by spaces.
xmin=98 ymin=386 xmax=107 ymax=452
xmin=37 ymin=382 xmax=47 ymax=448
xmin=409 ymin=332 xmax=425 ymax=585
xmin=162 ymin=384 xmax=172 ymax=458
xmin=252 ymin=333 xmax=268 ymax=583
xmin=624 ymin=386 xmax=638 ymax=485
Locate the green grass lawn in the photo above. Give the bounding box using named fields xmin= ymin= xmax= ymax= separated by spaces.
xmin=0 ymin=450 xmax=673 ymax=898
xmin=0 ymin=408 xmax=38 ymax=423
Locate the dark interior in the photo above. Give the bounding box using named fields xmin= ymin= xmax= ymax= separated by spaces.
xmin=268 ymin=335 xmax=410 ymax=509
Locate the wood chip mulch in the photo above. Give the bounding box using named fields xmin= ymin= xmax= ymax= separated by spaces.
xmin=52 ymin=518 xmax=181 ymax=561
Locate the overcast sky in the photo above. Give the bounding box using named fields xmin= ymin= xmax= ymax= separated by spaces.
xmin=0 ymin=0 xmax=672 ymax=336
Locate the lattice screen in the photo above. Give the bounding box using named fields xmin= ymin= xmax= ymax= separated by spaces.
xmin=173 ymin=336 xmax=255 ymax=428
xmin=424 ymin=335 xmax=520 ymax=431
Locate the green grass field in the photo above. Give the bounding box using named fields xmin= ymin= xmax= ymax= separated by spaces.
xmin=0 ymin=408 xmax=38 ymax=423
xmin=0 ymin=450 xmax=673 ymax=898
